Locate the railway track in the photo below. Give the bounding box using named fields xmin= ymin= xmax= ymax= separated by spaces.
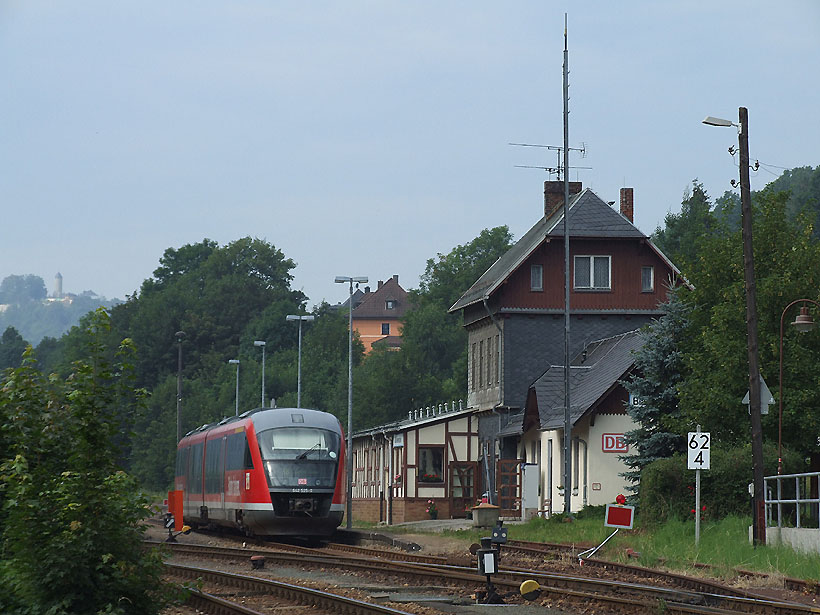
xmin=167 ymin=562 xmax=413 ymax=615
xmin=504 ymin=539 xmax=820 ymax=599
xmin=153 ymin=540 xmax=818 ymax=614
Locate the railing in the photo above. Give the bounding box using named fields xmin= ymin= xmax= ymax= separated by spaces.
xmin=764 ymin=471 xmax=820 ymax=529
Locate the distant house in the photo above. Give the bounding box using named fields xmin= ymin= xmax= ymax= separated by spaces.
xmin=448 ymin=181 xmax=686 ymax=514
xmin=351 ymin=275 xmax=410 ymax=353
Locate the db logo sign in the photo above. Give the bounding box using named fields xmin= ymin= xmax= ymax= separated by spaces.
xmin=602 ymin=433 xmax=628 ymax=453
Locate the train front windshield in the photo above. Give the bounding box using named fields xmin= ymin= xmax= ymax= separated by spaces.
xmin=256 ymin=427 xmax=341 ymax=489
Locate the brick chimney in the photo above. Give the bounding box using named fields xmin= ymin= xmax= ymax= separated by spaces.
xmin=619 ymin=187 xmax=634 ymax=222
xmin=544 ymin=180 xmax=582 ymax=218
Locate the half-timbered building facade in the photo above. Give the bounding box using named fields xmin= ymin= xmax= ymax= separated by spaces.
xmin=350 ymin=401 xmax=480 ymax=523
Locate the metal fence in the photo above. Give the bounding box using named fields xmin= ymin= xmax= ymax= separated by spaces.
xmin=765 ymin=471 xmax=820 ymax=529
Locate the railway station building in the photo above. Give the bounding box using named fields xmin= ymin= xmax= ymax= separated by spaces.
xmin=350 ymin=183 xmax=686 ymax=523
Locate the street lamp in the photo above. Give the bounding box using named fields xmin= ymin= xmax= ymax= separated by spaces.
xmin=778 ymin=300 xmax=819 ymax=474
xmin=253 ymin=341 xmax=266 ymax=408
xmin=175 ymin=331 xmax=185 ymax=442
xmin=228 ymin=359 xmax=240 ymax=416
xmin=335 ymin=275 xmax=368 ymax=530
xmin=703 ymin=107 xmax=765 ymax=544
xmin=286 ymin=315 xmax=315 ymax=408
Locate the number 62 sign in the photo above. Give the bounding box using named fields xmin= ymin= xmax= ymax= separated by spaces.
xmin=687 ymin=432 xmax=711 ymax=470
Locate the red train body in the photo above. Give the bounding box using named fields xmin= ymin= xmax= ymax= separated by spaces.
xmin=175 ymin=407 xmax=345 ymax=537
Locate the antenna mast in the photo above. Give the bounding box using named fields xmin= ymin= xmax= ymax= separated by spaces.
xmin=562 ymin=13 xmax=572 ymax=517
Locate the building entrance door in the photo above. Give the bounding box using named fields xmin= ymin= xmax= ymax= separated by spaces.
xmin=497 ymin=459 xmax=523 ymax=517
xmin=449 ymin=462 xmax=477 ymax=518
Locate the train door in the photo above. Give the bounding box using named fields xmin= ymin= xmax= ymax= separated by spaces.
xmin=219 ymin=436 xmax=226 ymax=516
xmin=187 ymin=442 xmax=204 ymax=518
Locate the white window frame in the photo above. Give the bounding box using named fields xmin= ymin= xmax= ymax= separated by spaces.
xmin=574 ymin=255 xmax=611 ymax=290
xmin=530 ymin=264 xmax=544 ymax=291
xmin=641 ymin=266 xmax=654 ymax=292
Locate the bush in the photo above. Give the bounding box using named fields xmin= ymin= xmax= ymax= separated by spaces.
xmin=0 ymin=311 xmax=176 ymax=614
xmin=639 ymin=441 xmax=804 ymax=525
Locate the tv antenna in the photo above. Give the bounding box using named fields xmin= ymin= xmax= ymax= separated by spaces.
xmin=509 ymin=142 xmax=590 ymax=180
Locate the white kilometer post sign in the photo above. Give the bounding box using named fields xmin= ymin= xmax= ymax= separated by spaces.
xmin=688 ymin=428 xmax=711 ymax=545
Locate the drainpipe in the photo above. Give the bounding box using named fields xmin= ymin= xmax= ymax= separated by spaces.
xmin=482 ymin=296 xmax=504 ymax=506
xmin=384 ymin=430 xmax=393 ymax=526
xmin=574 ymin=436 xmax=588 ymax=508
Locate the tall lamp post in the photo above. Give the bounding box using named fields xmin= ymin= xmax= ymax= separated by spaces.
xmin=228 ymin=359 xmax=240 ymax=416
xmin=254 ymin=341 xmax=266 ymax=408
xmin=175 ymin=331 xmax=185 ymax=442
xmin=335 ymin=275 xmax=368 ymax=530
xmin=703 ymin=108 xmax=765 ymax=545
xmin=286 ymin=315 xmax=315 ymax=408
xmin=778 ymin=300 xmax=819 ymax=474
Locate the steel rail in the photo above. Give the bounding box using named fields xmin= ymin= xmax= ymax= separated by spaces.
xmin=158 ymin=541 xmax=815 ymax=615
xmin=166 ymin=563 xmax=412 ymax=615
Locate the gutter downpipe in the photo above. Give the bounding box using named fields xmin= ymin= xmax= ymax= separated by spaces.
xmin=576 ymin=437 xmax=588 ymax=508
xmin=483 ymin=295 xmax=504 ymax=506
xmin=384 ymin=430 xmax=393 ymax=526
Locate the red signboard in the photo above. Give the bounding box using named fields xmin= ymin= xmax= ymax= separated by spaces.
xmin=602 ymin=433 xmax=628 ymax=453
xmin=605 ymin=504 xmax=635 ymax=529
xmin=167 ymin=489 xmax=183 ymax=531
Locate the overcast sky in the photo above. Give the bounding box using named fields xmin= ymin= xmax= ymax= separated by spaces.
xmin=2 ymin=2 xmax=819 ymax=306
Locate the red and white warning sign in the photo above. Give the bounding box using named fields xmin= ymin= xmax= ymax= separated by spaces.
xmin=604 ymin=503 xmax=635 ymax=529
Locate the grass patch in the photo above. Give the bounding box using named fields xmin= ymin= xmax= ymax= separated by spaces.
xmin=364 ymin=512 xmax=820 ymax=582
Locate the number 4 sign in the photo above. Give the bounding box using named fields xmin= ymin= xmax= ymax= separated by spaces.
xmin=688 ymin=432 xmax=711 ymax=470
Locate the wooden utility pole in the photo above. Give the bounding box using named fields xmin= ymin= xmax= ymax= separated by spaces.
xmin=738 ymin=106 xmax=766 ymax=546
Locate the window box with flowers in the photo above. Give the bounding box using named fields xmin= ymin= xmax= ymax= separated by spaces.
xmin=419 ymin=474 xmax=442 ymax=483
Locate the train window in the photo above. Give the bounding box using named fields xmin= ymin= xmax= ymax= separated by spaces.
xmin=226 ymin=432 xmax=254 ymax=470
xmin=175 ymin=447 xmax=189 ymax=477
xmin=204 ymin=440 xmax=224 ymax=493
xmin=189 ymin=443 xmax=204 ymax=494
xmin=257 ymin=427 xmax=340 ymax=461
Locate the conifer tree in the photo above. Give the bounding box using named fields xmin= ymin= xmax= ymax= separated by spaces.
xmin=621 ymin=291 xmax=689 ymax=496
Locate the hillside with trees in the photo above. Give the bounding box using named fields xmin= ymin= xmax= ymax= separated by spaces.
xmin=0 ymin=273 xmax=119 ymax=345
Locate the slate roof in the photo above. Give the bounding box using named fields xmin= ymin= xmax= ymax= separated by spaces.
xmin=448 ymin=188 xmax=683 ymax=313
xmin=531 ymin=330 xmax=643 ymax=430
xmin=352 ymin=276 xmax=409 ymax=319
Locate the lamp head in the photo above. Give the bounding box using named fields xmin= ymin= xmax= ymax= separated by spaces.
xmin=253 ymin=340 xmax=266 ymax=347
xmin=702 ymin=115 xmax=735 ymax=127
xmin=228 ymin=359 xmax=240 ymax=365
xmin=792 ymin=306 xmax=816 ymax=333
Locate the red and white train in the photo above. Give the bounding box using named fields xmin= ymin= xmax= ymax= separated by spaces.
xmin=175 ymin=407 xmax=345 ymax=537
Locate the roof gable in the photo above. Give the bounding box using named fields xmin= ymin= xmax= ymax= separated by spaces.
xmin=448 ymin=188 xmax=675 ymax=313
xmin=352 ymin=276 xmax=410 ymax=319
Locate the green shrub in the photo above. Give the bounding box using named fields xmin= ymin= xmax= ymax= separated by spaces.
xmin=639 ymin=442 xmax=804 ymax=525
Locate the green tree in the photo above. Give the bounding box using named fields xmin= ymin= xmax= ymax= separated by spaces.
xmin=0 ymin=310 xmax=171 ymax=614
xmin=680 ymin=189 xmax=820 ymax=456
xmin=622 ymin=291 xmax=689 ymax=498
xmin=0 ymin=274 xmax=47 ymax=304
xmin=353 ymin=226 xmax=514 ymax=429
xmin=652 ymin=181 xmax=719 ymax=272
xmin=0 ymin=326 xmax=28 ymax=370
